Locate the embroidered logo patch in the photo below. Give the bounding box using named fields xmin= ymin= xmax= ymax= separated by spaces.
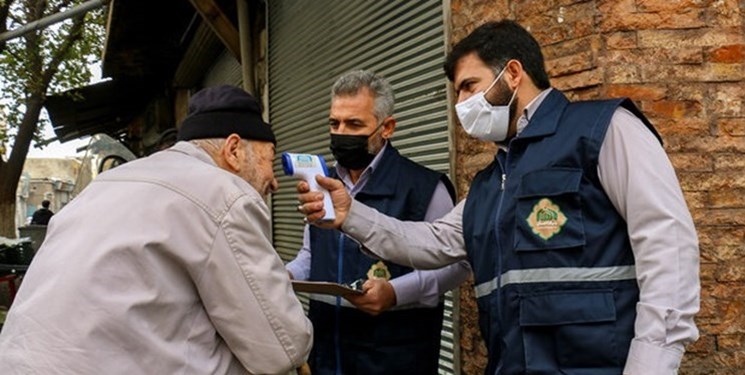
xmin=526 ymin=198 xmax=567 ymax=240
xmin=367 ymin=261 xmax=391 ymax=280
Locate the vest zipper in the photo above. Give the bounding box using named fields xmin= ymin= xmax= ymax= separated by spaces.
xmin=493 ymin=149 xmax=510 ymax=350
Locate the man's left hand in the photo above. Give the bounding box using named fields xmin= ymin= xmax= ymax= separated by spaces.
xmin=344 ymin=278 xmax=397 ymax=316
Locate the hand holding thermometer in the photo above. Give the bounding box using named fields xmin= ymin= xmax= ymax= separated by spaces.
xmin=281 ymin=152 xmax=336 ymax=221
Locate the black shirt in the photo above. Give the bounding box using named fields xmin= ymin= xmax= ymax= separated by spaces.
xmin=31 ymin=208 xmax=54 ymax=225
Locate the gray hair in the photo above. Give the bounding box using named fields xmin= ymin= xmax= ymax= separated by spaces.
xmin=331 ymin=70 xmax=395 ymax=121
xmin=190 ymin=138 xmax=254 ymax=160
xmin=189 ymin=138 xmax=225 ymax=159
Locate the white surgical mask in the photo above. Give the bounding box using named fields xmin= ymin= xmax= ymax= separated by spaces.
xmin=455 ymin=66 xmax=518 ymax=142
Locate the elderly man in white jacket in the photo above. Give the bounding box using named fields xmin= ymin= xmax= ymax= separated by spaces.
xmin=0 ymin=85 xmax=312 ymax=374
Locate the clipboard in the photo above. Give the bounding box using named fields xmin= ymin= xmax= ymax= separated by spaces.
xmin=291 ymin=280 xmax=364 ymax=296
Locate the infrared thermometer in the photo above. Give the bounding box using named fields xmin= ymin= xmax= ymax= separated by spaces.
xmin=281 ymin=152 xmax=336 ymax=222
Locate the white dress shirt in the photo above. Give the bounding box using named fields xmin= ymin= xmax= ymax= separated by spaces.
xmin=342 ymin=90 xmax=700 ymax=374
xmin=287 ymin=142 xmax=471 ymax=307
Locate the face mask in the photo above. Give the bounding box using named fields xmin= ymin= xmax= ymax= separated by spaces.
xmin=455 ymin=65 xmax=517 ymax=142
xmin=329 ymin=124 xmax=382 ymax=170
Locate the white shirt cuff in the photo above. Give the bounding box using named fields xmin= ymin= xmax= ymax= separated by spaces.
xmin=624 ymin=338 xmax=683 ymax=375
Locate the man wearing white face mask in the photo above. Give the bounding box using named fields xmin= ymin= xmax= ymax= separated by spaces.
xmin=296 ymin=20 xmax=700 ymax=375
xmin=454 ymin=63 xmax=517 ymax=142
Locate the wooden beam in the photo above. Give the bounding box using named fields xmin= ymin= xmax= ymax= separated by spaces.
xmin=236 ymin=0 xmax=254 ymax=94
xmin=188 ymin=0 xmax=241 ymax=62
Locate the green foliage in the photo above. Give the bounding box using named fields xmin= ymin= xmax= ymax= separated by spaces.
xmin=0 ymin=0 xmax=105 ymax=153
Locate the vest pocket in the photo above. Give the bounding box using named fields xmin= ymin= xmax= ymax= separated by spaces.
xmin=514 ymin=168 xmax=586 ymax=251
xmin=519 ymin=289 xmax=621 ymax=369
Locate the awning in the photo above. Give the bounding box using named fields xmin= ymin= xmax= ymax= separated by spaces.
xmin=45 ymin=0 xmax=198 ymax=143
xmin=44 ymin=80 xmax=148 ymax=143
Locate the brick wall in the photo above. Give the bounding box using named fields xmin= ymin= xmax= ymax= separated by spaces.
xmin=449 ymin=0 xmax=744 ymax=373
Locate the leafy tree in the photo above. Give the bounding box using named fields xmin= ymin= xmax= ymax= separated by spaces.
xmin=0 ymin=0 xmax=104 ymax=237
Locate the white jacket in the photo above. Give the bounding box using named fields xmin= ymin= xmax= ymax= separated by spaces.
xmin=0 ymin=142 xmax=312 ymax=374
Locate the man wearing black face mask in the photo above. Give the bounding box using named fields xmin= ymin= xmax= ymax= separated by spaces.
xmin=286 ymin=70 xmax=471 ymax=375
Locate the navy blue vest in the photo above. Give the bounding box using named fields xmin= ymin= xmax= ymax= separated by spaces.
xmin=463 ymin=90 xmax=661 ymax=375
xmin=308 ymin=145 xmax=455 ymax=375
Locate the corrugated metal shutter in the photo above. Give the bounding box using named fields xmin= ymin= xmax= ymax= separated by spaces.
xmin=268 ymin=1 xmax=458 ymax=374
xmin=201 ymin=49 xmax=243 ymax=88
xmin=173 ymin=21 xmax=224 ymax=88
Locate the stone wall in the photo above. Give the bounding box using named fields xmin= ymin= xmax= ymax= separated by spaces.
xmin=448 ymin=0 xmax=744 ymax=373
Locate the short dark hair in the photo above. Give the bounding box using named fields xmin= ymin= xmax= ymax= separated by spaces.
xmin=444 ymin=20 xmax=551 ymax=90
xmin=41 ymin=200 xmax=50 ymax=208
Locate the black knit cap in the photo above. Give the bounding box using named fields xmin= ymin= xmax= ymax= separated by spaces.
xmin=177 ymin=85 xmax=276 ymax=144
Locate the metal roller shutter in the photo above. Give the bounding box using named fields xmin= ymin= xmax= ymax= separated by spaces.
xmin=268 ymin=1 xmax=458 ymax=374
xmin=201 ymin=49 xmax=243 ymax=88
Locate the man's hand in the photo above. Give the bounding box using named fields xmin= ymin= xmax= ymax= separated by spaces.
xmin=344 ymin=278 xmax=397 ymax=316
xmin=296 ymin=175 xmax=351 ymax=229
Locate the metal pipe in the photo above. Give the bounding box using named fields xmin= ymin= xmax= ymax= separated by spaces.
xmin=236 ymin=0 xmax=254 ymax=94
xmin=0 ymin=0 xmax=109 ymax=43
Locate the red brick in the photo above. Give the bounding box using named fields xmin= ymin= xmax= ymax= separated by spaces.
xmin=684 ymin=191 xmax=707 ymax=209
xmin=719 ymin=334 xmax=745 ymax=351
xmin=692 ymin=208 xmax=745 ymax=226
xmin=717 ymin=266 xmax=745 ymax=284
xmin=700 ymin=244 xmax=745 ymax=264
xmin=711 ymin=85 xmax=744 ymax=117
xmin=708 ymin=285 xmax=745 ymax=305
xmin=529 ymin=23 xmax=571 ymax=46
xmin=604 ymin=47 xmax=703 ymax=65
xmin=679 ymin=172 xmax=745 ymax=191
xmin=664 ymin=135 xmax=745 ymax=153
xmin=513 ymin=0 xmax=557 ymax=17
xmin=571 ymin=16 xmax=597 ymax=39
xmin=638 ymin=29 xmax=745 ymax=49
xmin=708 ymin=189 xmax=745 ymax=209
xmin=543 ymin=35 xmax=602 ymax=59
xmin=599 ymin=8 xmax=706 ymax=32
xmin=606 ymin=65 xmax=641 ymax=84
xmin=698 ymin=226 xmax=745 ymax=251
xmin=561 ymin=86 xmax=601 ymax=101
xmin=705 ymin=0 xmax=743 ymax=28
xmin=641 ymin=64 xmax=745 ymax=83
xmin=643 ymin=100 xmax=703 ymax=119
xmin=604 ymin=31 xmax=637 ymax=49
xmin=597 ymin=0 xmax=635 ymax=17
xmin=719 ymin=118 xmax=745 ymax=136
xmin=606 ymin=84 xmax=666 ymax=100
xmin=635 ymin=0 xmax=703 ymax=12
xmin=546 ymin=50 xmax=595 ymax=77
xmin=665 ymin=83 xmax=707 ymax=102
xmin=707 ymin=44 xmax=745 ymax=63
xmin=669 ymin=153 xmax=713 ymax=172
xmin=520 ymin=6 xmax=598 ymax=44
xmin=700 ymin=262 xmax=717 ymax=282
xmin=550 ymin=68 xmax=604 ymax=90
xmin=686 ymin=334 xmax=717 ymax=354
xmin=654 ymin=118 xmax=710 ymax=137
xmin=715 ymin=155 xmax=745 ymax=171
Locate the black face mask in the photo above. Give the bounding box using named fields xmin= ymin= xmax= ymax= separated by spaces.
xmin=329 ymin=127 xmax=381 ymax=170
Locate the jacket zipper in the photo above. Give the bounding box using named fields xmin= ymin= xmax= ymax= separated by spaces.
xmin=493 ymin=149 xmax=510 ymax=351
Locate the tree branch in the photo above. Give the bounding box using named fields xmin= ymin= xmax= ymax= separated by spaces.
xmin=0 ymin=0 xmax=17 ymax=54
xmin=49 ymin=0 xmax=73 ymax=18
xmin=41 ymin=12 xmax=84 ymax=88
